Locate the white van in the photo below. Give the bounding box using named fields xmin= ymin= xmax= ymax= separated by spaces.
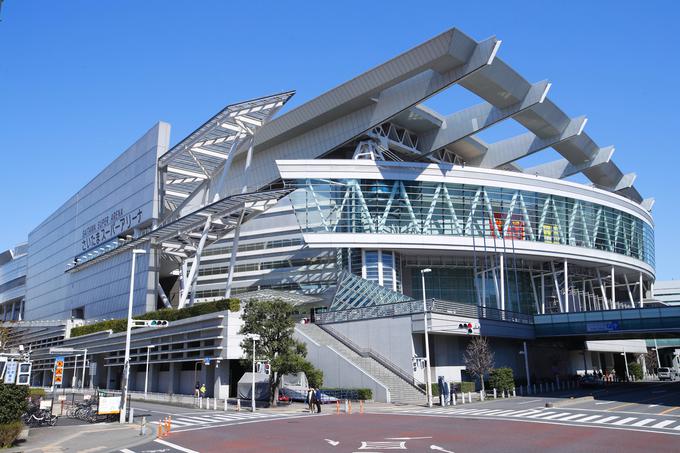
xmin=658 ymin=367 xmax=674 ymax=381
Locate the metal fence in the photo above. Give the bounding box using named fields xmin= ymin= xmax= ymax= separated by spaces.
xmin=316 ymin=298 xmax=534 ymax=325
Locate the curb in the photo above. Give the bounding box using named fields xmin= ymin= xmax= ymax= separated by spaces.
xmin=546 ymin=396 xmax=594 ymax=408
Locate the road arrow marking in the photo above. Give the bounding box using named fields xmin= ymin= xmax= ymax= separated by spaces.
xmin=324 ymin=439 xmax=339 ymax=446
xmin=430 ymin=446 xmax=454 ymax=453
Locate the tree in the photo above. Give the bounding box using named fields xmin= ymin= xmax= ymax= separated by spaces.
xmin=464 ymin=336 xmax=494 ymax=393
xmin=643 ymin=349 xmax=659 ymax=374
xmin=489 ymin=367 xmax=515 ymax=393
xmin=239 ymin=299 xmax=321 ymax=405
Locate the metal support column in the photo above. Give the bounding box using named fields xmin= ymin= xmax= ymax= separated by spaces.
xmin=178 ymin=216 xmax=212 ymax=309
xmin=611 ymin=267 xmax=616 ymax=309
xmin=499 ymin=253 xmax=505 ymax=311
xmin=224 ymin=209 xmax=246 ymax=299
xmin=639 ymin=273 xmax=644 ymax=308
xmin=564 ymin=259 xmax=569 ymax=313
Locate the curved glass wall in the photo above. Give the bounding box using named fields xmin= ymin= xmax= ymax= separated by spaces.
xmin=289 ymin=179 xmax=655 ymax=267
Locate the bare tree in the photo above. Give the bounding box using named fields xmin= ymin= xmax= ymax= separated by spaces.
xmin=464 ymin=336 xmax=494 ymax=392
xmin=643 ymin=349 xmax=659 ymax=374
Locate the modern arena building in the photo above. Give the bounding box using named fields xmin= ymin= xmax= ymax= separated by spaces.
xmin=3 ymin=28 xmax=676 ymax=403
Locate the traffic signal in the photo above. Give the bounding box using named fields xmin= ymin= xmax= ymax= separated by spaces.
xmin=146 ymin=320 xmax=169 ymax=327
xmin=458 ymin=322 xmax=474 ymax=334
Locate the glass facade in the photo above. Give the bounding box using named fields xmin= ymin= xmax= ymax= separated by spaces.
xmin=289 ymin=179 xmax=655 ymax=267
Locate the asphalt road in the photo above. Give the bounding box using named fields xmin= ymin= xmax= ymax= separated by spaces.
xmin=121 ymin=382 xmax=680 ymax=453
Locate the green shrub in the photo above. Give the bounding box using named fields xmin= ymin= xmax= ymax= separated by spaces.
xmin=451 ymin=381 xmax=475 ymax=393
xmin=489 ymin=367 xmax=515 ymax=392
xmin=71 ymin=298 xmax=241 ymax=337
xmin=0 ymin=385 xmax=28 ymax=426
xmin=356 ymin=388 xmax=372 ymax=400
xmin=0 ymin=420 xmax=23 ymax=448
xmin=28 ymin=388 xmax=45 ymax=402
xmin=628 ymin=362 xmax=643 ymax=381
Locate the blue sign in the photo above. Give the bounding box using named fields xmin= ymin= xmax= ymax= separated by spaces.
xmin=204 ymin=358 xmax=210 ymax=365
xmin=586 ymin=321 xmax=620 ymax=333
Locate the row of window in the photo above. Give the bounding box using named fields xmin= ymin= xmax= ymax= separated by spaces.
xmin=194 ymin=279 xmax=336 ymax=299
xmin=198 ymin=256 xmax=335 ymax=277
xmin=202 ymin=238 xmax=304 ymax=257
xmin=290 ymin=180 xmax=655 ymax=266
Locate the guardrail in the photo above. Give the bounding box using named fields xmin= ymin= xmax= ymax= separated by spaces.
xmin=318 ymin=324 xmax=425 ymax=393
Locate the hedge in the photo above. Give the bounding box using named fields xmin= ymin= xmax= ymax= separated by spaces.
xmin=0 ymin=421 xmax=23 ymax=448
xmin=489 ymin=367 xmax=515 ymax=393
xmin=320 ymin=388 xmax=373 ymax=400
xmin=0 ymin=384 xmax=28 ymax=448
xmin=71 ymin=298 xmax=241 ymax=337
xmin=628 ymin=362 xmax=643 ymax=381
xmin=0 ymin=385 xmax=28 ymax=425
xmin=422 ymin=381 xmax=475 ymax=395
xmin=28 ymin=388 xmax=45 ymax=402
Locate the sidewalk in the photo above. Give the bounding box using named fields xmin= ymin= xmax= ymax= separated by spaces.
xmin=8 ymin=420 xmax=153 ymax=453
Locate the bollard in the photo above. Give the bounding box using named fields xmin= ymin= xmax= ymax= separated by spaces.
xmin=129 ymin=408 xmax=135 ymax=424
xmin=157 ymin=423 xmax=162 ymax=438
xmin=533 ymin=383 xmax=537 ymax=394
xmin=344 ymin=399 xmax=349 ymax=414
xmin=199 ymin=396 xmax=203 ymax=409
xmin=336 ymin=400 xmax=340 ymax=414
xmin=480 ymin=390 xmax=484 ymax=401
xmin=551 ymin=382 xmax=555 ymax=392
xmin=540 ymin=383 xmax=543 ymax=393
xmin=140 ymin=416 xmax=147 ymax=436
xmin=512 ymin=388 xmax=516 ymax=398
xmin=452 ymin=392 xmax=456 ymax=406
xmin=493 ymin=388 xmax=497 ymax=399
xmin=224 ymin=398 xmax=228 ymax=411
xmin=206 ymin=397 xmax=210 ymax=410
xmin=348 ymin=400 xmax=352 ymax=415
xmin=237 ymin=399 xmax=241 ymax=411
xmin=360 ymin=400 xmax=364 ymax=414
xmin=468 ymin=392 xmax=472 ymax=403
xmin=167 ymin=416 xmax=172 ymax=434
xmin=461 ymin=392 xmax=465 ymax=404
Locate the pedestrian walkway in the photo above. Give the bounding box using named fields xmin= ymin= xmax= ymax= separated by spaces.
xmin=151 ymin=410 xmax=310 ymax=431
xmin=392 ymin=406 xmax=680 ymax=434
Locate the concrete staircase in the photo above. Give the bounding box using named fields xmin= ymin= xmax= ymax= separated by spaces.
xmin=296 ymin=323 xmax=425 ymax=404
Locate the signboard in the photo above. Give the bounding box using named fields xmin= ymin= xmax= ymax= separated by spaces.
xmin=4 ymin=362 xmax=18 ymax=384
xmin=80 ymin=207 xmax=144 ymax=253
xmin=490 ymin=213 xmax=525 ymax=240
xmin=53 ymin=356 xmax=65 ymax=386
xmin=586 ymin=321 xmax=620 ymax=333
xmin=58 ymin=395 xmax=67 ymax=401
xmin=543 ymin=224 xmax=560 ymax=244
xmin=39 ymin=400 xmax=52 ymax=410
xmin=98 ymin=396 xmax=121 ymax=415
xmin=16 ymin=362 xmax=31 ymax=385
xmin=89 ymin=362 xmax=97 ymax=375
xmin=204 ymin=358 xmax=211 ymax=365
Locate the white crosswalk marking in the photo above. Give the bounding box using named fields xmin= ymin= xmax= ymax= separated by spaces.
xmin=631 ymin=419 xmax=656 ymax=427
xmin=592 ymin=416 xmax=619 ymax=424
xmin=573 ymin=415 xmax=602 ymax=423
xmin=150 ymin=411 xmax=296 ymax=430
xmin=652 ymin=420 xmax=675 ymax=429
xmin=558 ymin=413 xmax=587 ymax=421
xmin=396 ymin=406 xmax=680 ymax=432
xmin=611 ymin=417 xmax=638 ymax=425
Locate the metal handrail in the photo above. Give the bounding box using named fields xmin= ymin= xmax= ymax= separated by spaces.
xmin=318 ymin=324 xmax=425 ymax=392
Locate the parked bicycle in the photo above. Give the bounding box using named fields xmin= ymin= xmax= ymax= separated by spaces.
xmin=22 ymin=404 xmax=58 ymax=427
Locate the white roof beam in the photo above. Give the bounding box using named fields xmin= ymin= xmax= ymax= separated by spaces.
xmin=641 ymin=198 xmax=655 ymax=211
xmin=418 ymin=80 xmax=550 ymax=155
xmin=524 ymin=146 xmax=614 ymax=179
xmin=611 ymin=172 xmax=637 ymax=192
xmin=191 ymin=147 xmax=228 ymax=160
xmin=459 ymin=58 xmax=534 ymax=108
xmin=470 ymin=116 xmax=586 ymax=168
xmin=166 ymin=166 xmax=208 ymax=179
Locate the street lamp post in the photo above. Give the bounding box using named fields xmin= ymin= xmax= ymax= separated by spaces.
xmin=120 ymin=248 xmax=147 ymax=424
xmin=245 ymin=333 xmax=261 ymax=412
xmin=81 ymin=348 xmax=87 ymax=390
xmin=621 ymin=348 xmax=630 ymax=381
xmin=653 ymin=338 xmax=662 ymax=369
xmin=144 ymin=345 xmax=156 ymax=399
xmin=421 ymin=268 xmax=432 ymax=408
xmin=519 ymin=341 xmax=531 ymax=391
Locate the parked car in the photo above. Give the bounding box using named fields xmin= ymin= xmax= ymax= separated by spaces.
xmin=579 ymin=374 xmax=604 ymax=388
xmin=658 ymin=367 xmax=674 ymax=381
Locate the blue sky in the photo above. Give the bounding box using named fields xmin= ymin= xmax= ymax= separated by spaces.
xmin=0 ymin=0 xmax=678 ymax=279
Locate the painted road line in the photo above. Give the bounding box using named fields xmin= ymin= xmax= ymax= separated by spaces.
xmin=651 ymin=420 xmax=675 ymax=429
xmin=595 ymin=401 xmax=615 ymax=405
xmin=660 ymin=406 xmax=680 ymax=415
xmin=154 ymin=438 xmax=200 ymax=453
xmin=573 ymin=415 xmax=603 ymax=423
xmin=592 ymin=416 xmax=619 ymax=424
xmin=526 ymin=412 xmax=562 ymax=419
xmin=509 ymin=410 xmax=542 ymax=417
xmin=631 ymin=419 xmax=657 ymax=427
xmin=120 ymin=450 xmax=135 ymax=453
xmin=542 ymin=412 xmax=576 ymax=420
xmin=517 ymin=399 xmax=542 ymax=405
xmin=611 ymin=417 xmax=638 ymax=425
xmin=558 ymin=413 xmax=587 ymax=421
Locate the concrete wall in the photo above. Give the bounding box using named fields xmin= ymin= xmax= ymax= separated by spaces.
xmin=294 ymin=328 xmax=390 ymax=402
xmin=328 ymin=316 xmax=414 ymax=374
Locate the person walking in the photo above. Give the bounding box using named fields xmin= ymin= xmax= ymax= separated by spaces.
xmin=195 ymin=381 xmax=201 ymax=398
xmin=314 ymin=388 xmax=322 ymax=413
xmin=307 ymin=388 xmax=314 ymax=412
